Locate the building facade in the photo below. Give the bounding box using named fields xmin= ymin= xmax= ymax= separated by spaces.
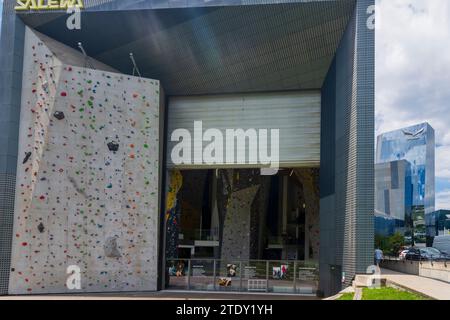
xmin=376 ymin=123 xmax=435 ymax=244
xmin=425 ymin=210 xmax=450 ymax=246
xmin=0 ymin=0 xmax=375 ymax=297
xmin=374 ymin=160 xmax=412 ymax=236
xmin=374 ymin=215 xmax=405 ymax=238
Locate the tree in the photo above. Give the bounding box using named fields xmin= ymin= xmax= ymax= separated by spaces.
xmin=388 ymin=232 xmax=405 ymax=256
xmin=375 ymin=232 xmax=405 ymax=256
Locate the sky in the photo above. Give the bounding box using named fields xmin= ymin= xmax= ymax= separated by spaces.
xmin=376 ymin=0 xmax=450 ymax=210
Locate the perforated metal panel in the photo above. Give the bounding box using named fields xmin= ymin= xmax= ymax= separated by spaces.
xmin=0 ymin=174 xmax=16 ymax=295
xmin=17 ymin=0 xmax=356 ymax=95
xmin=319 ymin=0 xmax=374 ymax=297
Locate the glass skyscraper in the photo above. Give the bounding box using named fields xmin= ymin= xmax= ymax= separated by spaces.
xmin=425 ymin=210 xmax=450 ymax=246
xmin=374 ymin=160 xmax=412 ymax=236
xmin=376 ymin=123 xmax=435 ymax=244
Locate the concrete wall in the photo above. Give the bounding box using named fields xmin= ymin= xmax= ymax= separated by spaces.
xmin=381 ymin=260 xmax=420 ymax=275
xmin=381 ymin=260 xmax=450 ymax=284
xmin=8 ymin=27 xmax=161 ymax=294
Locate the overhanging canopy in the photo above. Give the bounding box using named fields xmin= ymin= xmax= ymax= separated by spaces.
xmin=17 ymin=0 xmax=356 ymax=95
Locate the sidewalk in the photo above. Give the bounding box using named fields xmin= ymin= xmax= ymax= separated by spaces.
xmin=380 ymin=268 xmax=450 ymax=300
xmin=0 ymin=290 xmax=318 ymax=300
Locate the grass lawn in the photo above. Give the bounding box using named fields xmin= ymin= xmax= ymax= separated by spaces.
xmin=362 ymin=287 xmax=428 ymax=300
xmin=337 ymin=293 xmax=355 ymax=300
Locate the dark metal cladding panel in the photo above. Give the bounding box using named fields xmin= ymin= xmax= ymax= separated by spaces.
xmin=319 ymin=0 xmax=374 ymax=297
xmin=16 ymin=0 xmax=356 ymax=95
xmin=0 ymin=2 xmax=25 ymax=295
xmin=354 ymin=0 xmax=375 ymax=276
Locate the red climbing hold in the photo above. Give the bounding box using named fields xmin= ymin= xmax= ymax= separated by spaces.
xmin=39 ymin=195 xmax=45 ymax=200
xmin=60 ymin=92 xmax=67 ymax=97
xmin=21 ymin=242 xmax=28 ymax=246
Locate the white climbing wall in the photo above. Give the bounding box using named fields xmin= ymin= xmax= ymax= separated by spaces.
xmin=9 ymin=27 xmax=162 ymax=294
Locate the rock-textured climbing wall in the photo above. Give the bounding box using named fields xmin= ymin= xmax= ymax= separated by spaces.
xmin=294 ymin=168 xmax=320 ymax=261
xmin=217 ymin=170 xmax=261 ymax=261
xmin=250 ymin=177 xmax=271 ymax=259
xmin=221 ymin=185 xmax=259 ymax=261
xmin=9 ymin=28 xmax=161 ymax=294
xmin=165 ymin=170 xmax=183 ymax=259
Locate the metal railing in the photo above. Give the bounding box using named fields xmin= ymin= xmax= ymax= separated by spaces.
xmin=165 ymin=258 xmax=319 ymax=295
xmin=383 ymin=254 xmax=450 ymax=262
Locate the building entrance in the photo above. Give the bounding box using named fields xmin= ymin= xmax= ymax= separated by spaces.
xmin=163 ymin=168 xmax=319 ymax=294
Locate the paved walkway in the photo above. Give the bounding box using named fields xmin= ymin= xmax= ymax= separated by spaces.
xmin=0 ymin=290 xmax=318 ymax=300
xmin=381 ymin=268 xmax=450 ymax=300
xmin=353 ymin=287 xmax=362 ymax=300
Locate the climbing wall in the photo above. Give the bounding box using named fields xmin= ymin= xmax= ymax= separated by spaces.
xmin=9 ymin=28 xmax=162 ymax=294
xmin=217 ymin=170 xmax=261 ymax=262
xmin=220 ymin=185 xmax=259 ymax=261
xmin=165 ymin=170 xmax=183 ymax=259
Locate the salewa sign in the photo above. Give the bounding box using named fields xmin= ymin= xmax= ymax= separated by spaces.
xmin=15 ymin=0 xmax=84 ymax=10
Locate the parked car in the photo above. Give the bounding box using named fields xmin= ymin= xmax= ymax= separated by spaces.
xmin=432 ymin=235 xmax=450 ymax=255
xmin=405 ymin=247 xmax=450 ymax=261
xmin=399 ymin=249 xmax=410 ymax=260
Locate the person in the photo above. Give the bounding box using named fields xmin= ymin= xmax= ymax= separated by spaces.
xmin=374 ymin=248 xmax=384 ymax=267
xmin=176 ymin=261 xmax=185 ymax=277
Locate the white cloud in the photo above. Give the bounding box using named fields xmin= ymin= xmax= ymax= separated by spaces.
xmin=436 ymin=190 xmax=450 ymax=210
xmin=436 ymin=146 xmax=450 ymax=179
xmin=376 ymin=0 xmax=450 ymax=209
